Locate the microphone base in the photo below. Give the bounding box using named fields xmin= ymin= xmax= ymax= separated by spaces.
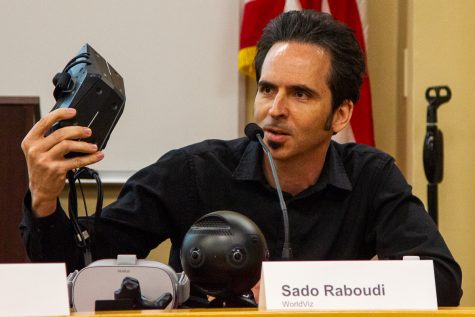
xmin=208 ymin=292 xmax=257 ymax=308
xmin=282 ymin=247 xmax=293 ymax=261
xmin=180 ymin=294 xmax=257 ymax=308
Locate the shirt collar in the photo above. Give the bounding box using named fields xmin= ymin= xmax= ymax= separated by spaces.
xmin=316 ymin=141 xmax=353 ymax=192
xmin=233 ymin=140 xmax=265 ymax=182
xmin=233 ymin=140 xmax=352 ymax=193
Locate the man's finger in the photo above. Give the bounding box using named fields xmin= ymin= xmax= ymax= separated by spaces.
xmin=28 ymin=108 xmax=77 ymax=139
xmin=49 ymin=139 xmax=98 ymax=158
xmin=40 ymin=126 xmax=92 ymax=153
xmin=64 ymin=151 xmax=104 ymax=171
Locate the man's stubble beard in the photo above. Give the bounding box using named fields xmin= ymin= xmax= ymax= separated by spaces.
xmin=264 ymin=108 xmax=334 ymax=152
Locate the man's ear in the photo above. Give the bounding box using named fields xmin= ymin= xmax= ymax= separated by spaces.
xmin=332 ymin=100 xmax=354 ymax=134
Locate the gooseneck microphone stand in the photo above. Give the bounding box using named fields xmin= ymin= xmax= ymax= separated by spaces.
xmin=423 ymin=86 xmax=451 ymax=226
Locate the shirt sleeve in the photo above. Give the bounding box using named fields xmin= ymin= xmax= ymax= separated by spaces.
xmin=370 ymin=159 xmax=462 ymax=306
xmin=20 ymin=190 xmax=85 ymax=271
xmin=19 ymin=149 xmax=191 ymax=273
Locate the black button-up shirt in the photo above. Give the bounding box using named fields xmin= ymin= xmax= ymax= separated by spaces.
xmin=20 ymin=138 xmax=462 ymax=305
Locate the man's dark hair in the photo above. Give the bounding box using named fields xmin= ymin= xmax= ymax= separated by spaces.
xmin=254 ymin=10 xmax=366 ymax=111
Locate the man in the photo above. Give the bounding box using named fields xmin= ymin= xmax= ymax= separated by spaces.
xmin=20 ymin=10 xmax=462 ymax=305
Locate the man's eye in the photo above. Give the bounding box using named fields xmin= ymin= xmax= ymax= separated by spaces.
xmin=295 ymin=91 xmax=308 ymax=99
xmin=260 ymin=86 xmax=273 ymax=94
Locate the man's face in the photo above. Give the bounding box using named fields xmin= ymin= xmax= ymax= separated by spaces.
xmin=254 ymin=41 xmax=335 ymax=163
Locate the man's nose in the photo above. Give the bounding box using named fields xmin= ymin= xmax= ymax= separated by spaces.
xmin=268 ymin=92 xmax=289 ymax=118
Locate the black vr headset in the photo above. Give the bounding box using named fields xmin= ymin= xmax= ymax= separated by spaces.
xmin=48 ymin=43 xmax=125 ymax=157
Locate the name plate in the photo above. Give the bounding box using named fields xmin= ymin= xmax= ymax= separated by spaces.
xmin=0 ymin=263 xmax=69 ymax=316
xmin=258 ymin=260 xmax=437 ymax=311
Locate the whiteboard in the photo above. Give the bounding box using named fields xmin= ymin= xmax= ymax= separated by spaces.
xmin=0 ymin=0 xmax=243 ymax=182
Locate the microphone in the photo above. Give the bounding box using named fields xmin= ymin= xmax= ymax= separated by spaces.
xmin=244 ymin=123 xmax=292 ymax=260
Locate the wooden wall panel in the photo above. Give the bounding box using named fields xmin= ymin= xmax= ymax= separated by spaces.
xmin=0 ymin=96 xmax=39 ymax=263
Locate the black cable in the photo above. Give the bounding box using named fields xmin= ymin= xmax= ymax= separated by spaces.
xmin=53 ymin=53 xmax=91 ymax=99
xmin=67 ymin=167 xmax=103 ymax=266
xmin=63 ymin=52 xmax=90 ymax=71
xmin=80 ymin=168 xmax=103 ymax=250
xmin=67 ymin=170 xmax=88 ymax=250
xmin=77 ymin=179 xmax=89 ymax=217
xmin=63 ymin=60 xmax=91 ymax=73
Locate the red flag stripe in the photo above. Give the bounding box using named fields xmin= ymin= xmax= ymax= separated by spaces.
xmin=240 ymin=0 xmax=285 ymax=49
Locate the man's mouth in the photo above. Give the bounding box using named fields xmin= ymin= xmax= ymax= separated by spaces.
xmin=264 ymin=126 xmax=290 ymax=144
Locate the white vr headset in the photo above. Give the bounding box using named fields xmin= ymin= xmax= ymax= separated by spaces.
xmin=68 ymin=255 xmax=190 ymax=312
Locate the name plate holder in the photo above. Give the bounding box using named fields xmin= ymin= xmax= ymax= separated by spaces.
xmin=258 ymin=260 xmax=437 ymax=311
xmin=0 ymin=263 xmax=70 ymax=316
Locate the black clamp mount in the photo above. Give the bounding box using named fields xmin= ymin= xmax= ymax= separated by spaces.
xmin=423 ymin=85 xmax=451 ymax=225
